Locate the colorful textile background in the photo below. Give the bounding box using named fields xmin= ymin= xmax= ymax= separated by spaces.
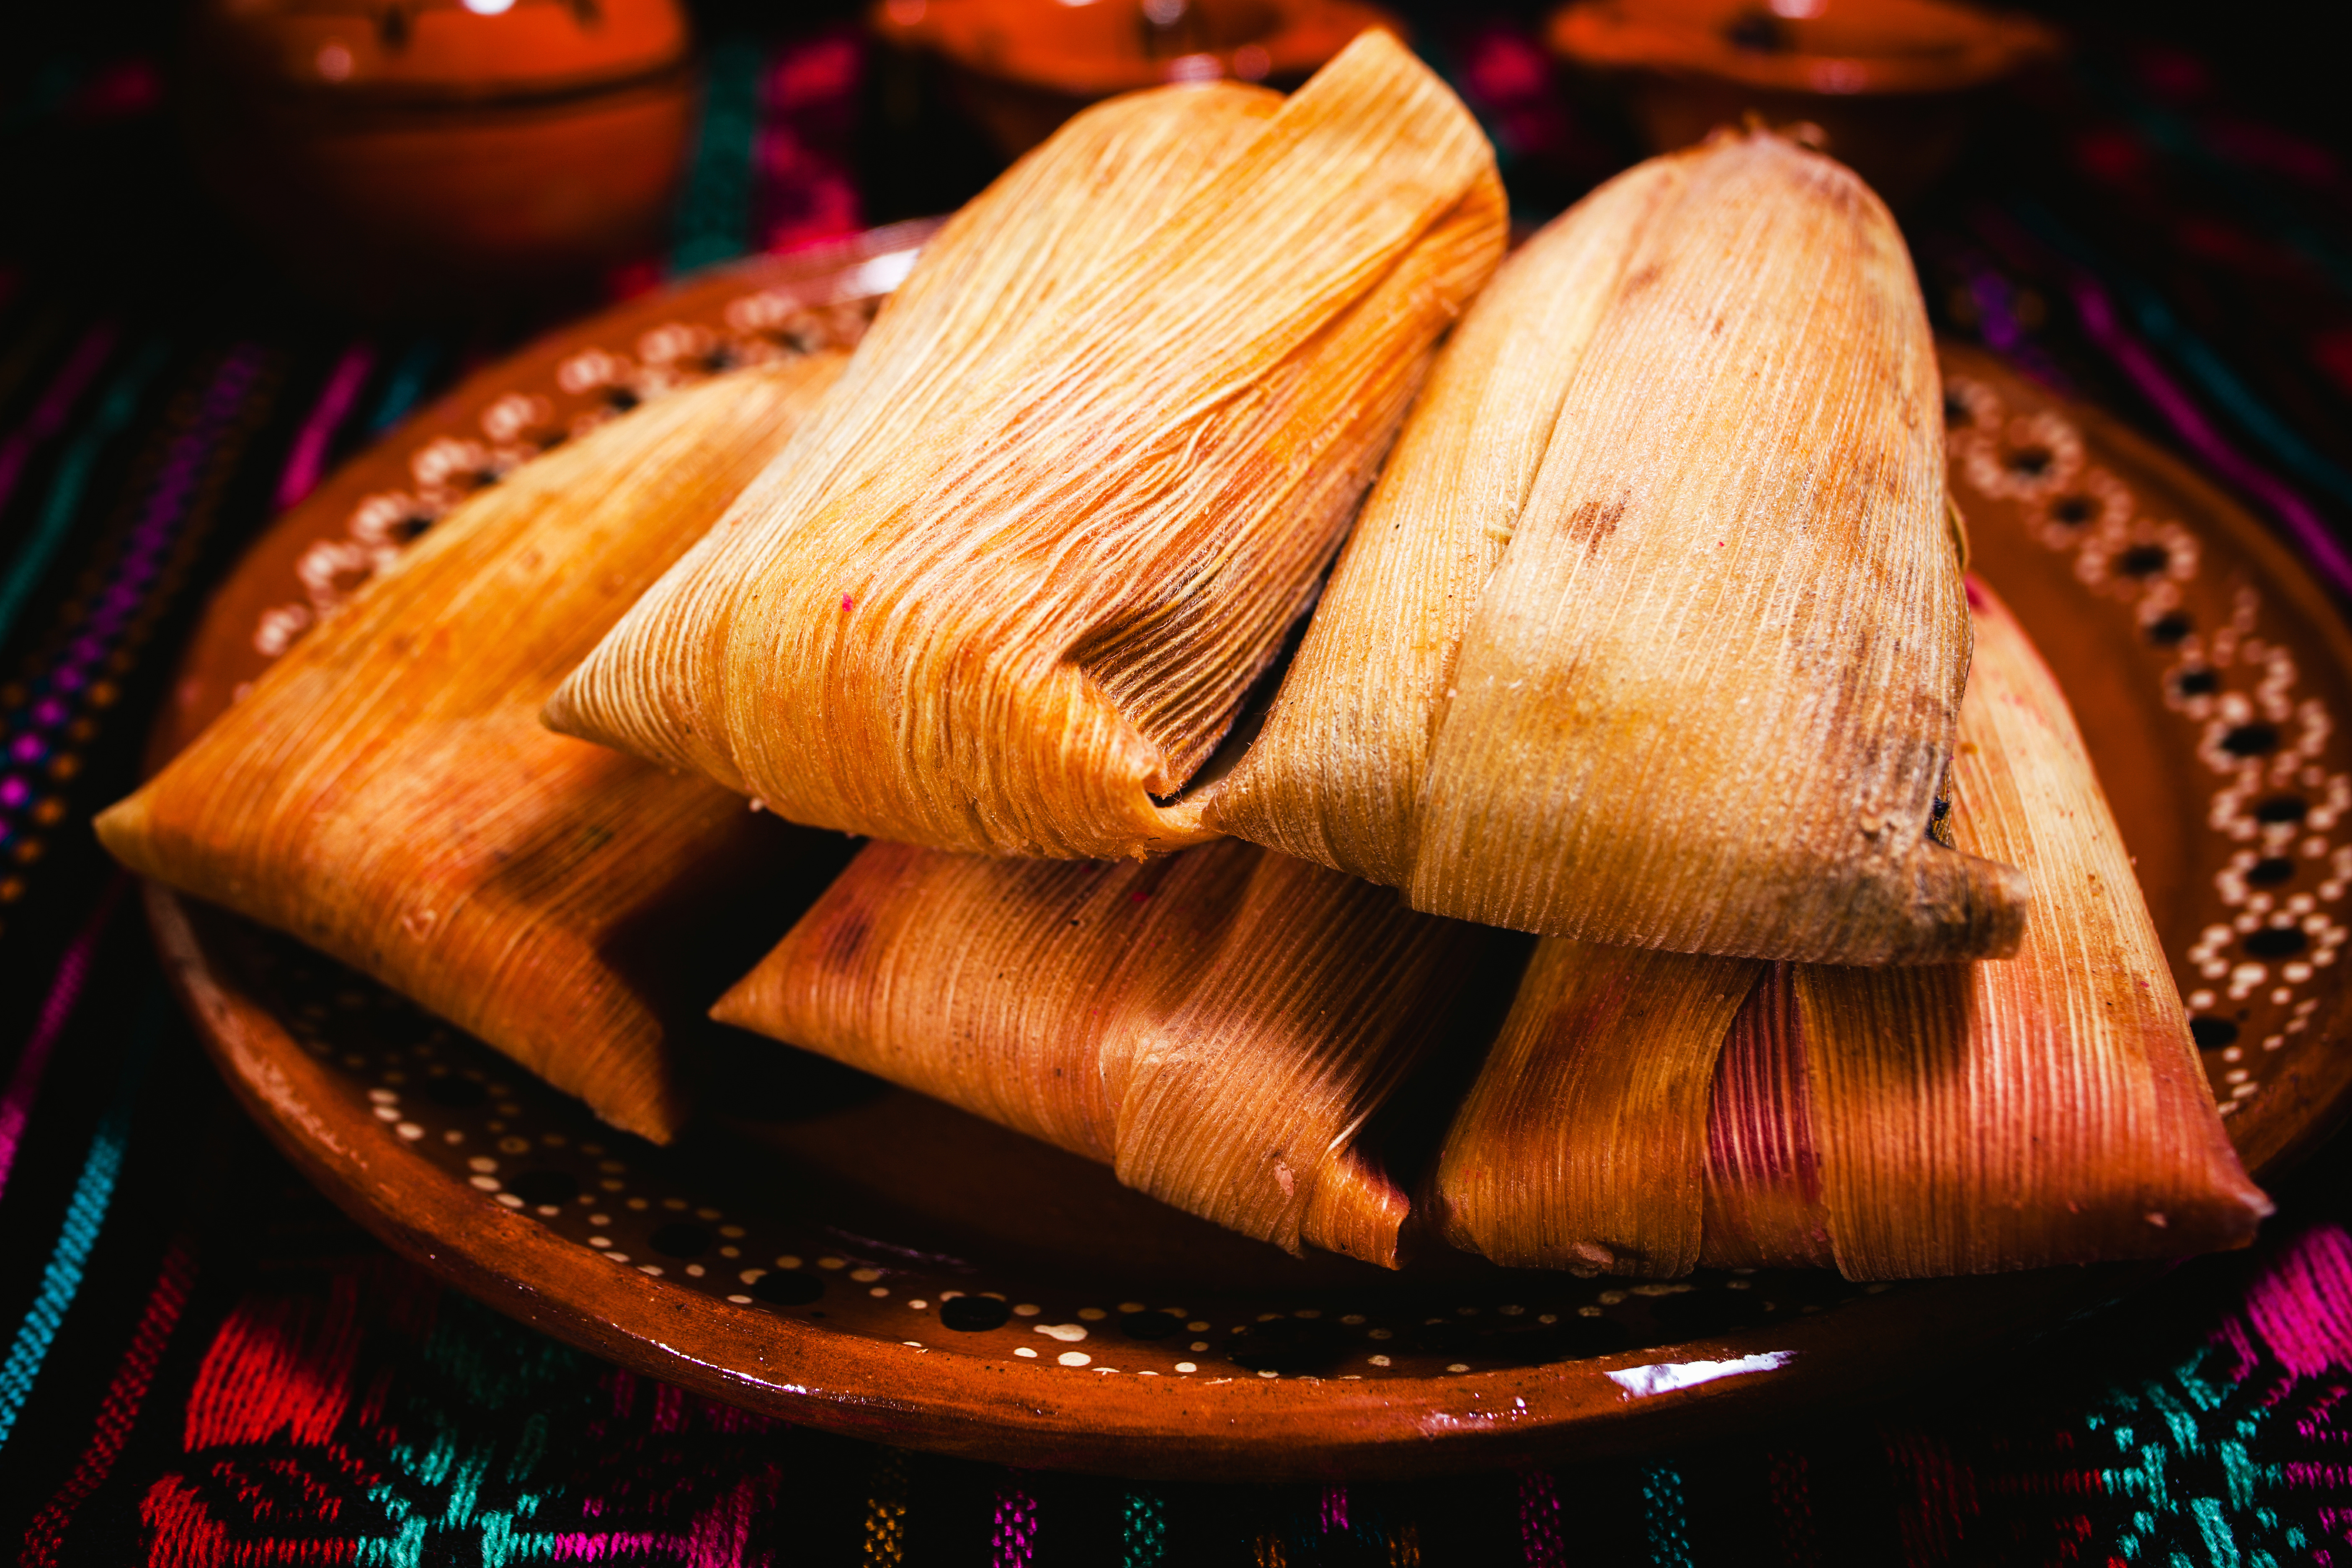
xmin=4 ymin=14 xmax=2352 ymax=1564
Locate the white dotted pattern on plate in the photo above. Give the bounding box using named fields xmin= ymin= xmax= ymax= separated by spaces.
xmin=1947 ymin=371 xmax=2349 ymax=1114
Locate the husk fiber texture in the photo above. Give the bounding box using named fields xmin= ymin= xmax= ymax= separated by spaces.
xmin=547 ymin=33 xmax=1506 ymax=860
xmin=1210 ymin=127 xmax=2026 ymax=965
xmin=96 ymin=358 xmax=848 ymax=1141
xmin=714 ymin=839 xmax=1501 ymax=1265
xmin=1433 ymin=579 xmax=2268 ymax=1277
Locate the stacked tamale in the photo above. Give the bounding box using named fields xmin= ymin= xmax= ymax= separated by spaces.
xmin=103 ymin=30 xmax=2269 ymax=1285
xmin=547 ymin=33 xmax=1507 ymax=859
xmin=97 ymin=357 xmax=851 ymax=1141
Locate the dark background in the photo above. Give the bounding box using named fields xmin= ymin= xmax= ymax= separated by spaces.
xmin=8 ymin=4 xmax=2352 ymax=1561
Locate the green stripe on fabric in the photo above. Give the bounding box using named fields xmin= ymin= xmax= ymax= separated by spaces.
xmin=1122 ymin=1489 xmax=1166 ymax=1568
xmin=0 ymin=990 xmax=162 ymax=1451
xmin=1643 ymin=1465 xmax=1693 ymax=1568
xmin=670 ymin=38 xmax=764 ymax=275
xmin=0 ymin=341 xmax=168 ymax=649
xmin=367 ymin=339 xmax=444 ymax=434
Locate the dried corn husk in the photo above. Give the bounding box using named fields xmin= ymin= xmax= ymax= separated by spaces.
xmin=547 ymin=33 xmax=1506 ymax=860
xmin=1210 ymin=127 xmax=2025 ymax=964
xmin=1786 ymin=581 xmax=2269 ymax=1276
xmin=95 ymin=357 xmax=848 ymax=1142
xmin=1430 ymin=940 xmax=1759 ymax=1277
xmin=1435 ymin=580 xmax=2269 ymax=1277
xmin=712 ymin=839 xmax=1500 ymax=1264
xmin=1697 ymin=963 xmax=1834 ymax=1269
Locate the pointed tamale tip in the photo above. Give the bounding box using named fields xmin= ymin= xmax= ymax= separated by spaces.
xmin=539 ymin=678 xmax=590 ymax=743
xmin=707 ymin=969 xmax=766 ymax=1031
xmin=1301 ymin=1148 xmax=1409 ymax=1269
xmin=91 ymin=790 xmax=151 ymax=869
xmin=1893 ymin=840 xmax=2031 ymax=962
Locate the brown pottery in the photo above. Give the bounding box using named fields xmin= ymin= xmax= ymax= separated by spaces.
xmin=1547 ymin=0 xmax=2061 ymax=202
xmin=184 ymin=0 xmax=696 ymax=314
xmin=869 ymin=0 xmax=1404 ymax=158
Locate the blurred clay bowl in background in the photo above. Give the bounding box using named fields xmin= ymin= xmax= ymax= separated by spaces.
xmin=869 ymin=0 xmax=1403 ymax=159
xmin=186 ymin=0 xmax=696 ymax=316
xmin=1548 ymin=0 xmax=2060 ymax=204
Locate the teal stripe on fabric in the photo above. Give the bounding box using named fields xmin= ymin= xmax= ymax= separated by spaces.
xmin=1121 ymin=1489 xmax=1166 ymax=1567
xmin=0 ymin=992 xmax=161 ymax=1451
xmin=0 ymin=342 xmax=168 ymax=649
xmin=368 ymin=339 xmax=444 ymax=434
xmin=2010 ymin=199 xmax=2352 ymax=512
xmin=670 ymin=38 xmax=764 ymax=275
xmin=2095 ymin=77 xmax=2352 ymax=304
xmin=2132 ymin=294 xmax=2352 ymax=512
xmin=1643 ymin=1465 xmax=1693 ymax=1568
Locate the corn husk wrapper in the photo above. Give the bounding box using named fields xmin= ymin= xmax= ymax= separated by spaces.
xmin=547 ymin=33 xmax=1507 ymax=860
xmin=1697 ymin=963 xmax=1835 ymax=1270
xmin=95 ymin=358 xmax=847 ymax=1142
xmin=1434 ymin=580 xmax=2269 ymax=1278
xmin=712 ymin=839 xmax=1498 ymax=1265
xmin=1209 ymin=128 xmax=2024 ymax=964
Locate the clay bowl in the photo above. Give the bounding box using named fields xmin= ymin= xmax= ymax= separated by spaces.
xmin=141 ymin=231 xmax=2352 ymax=1478
xmin=869 ymin=0 xmax=1404 ymax=159
xmin=183 ymin=0 xmax=696 ymax=315
xmin=1547 ymin=0 xmax=2061 ymax=204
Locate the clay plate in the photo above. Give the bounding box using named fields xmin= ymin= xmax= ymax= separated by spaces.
xmin=141 ymin=230 xmax=2352 ymax=1480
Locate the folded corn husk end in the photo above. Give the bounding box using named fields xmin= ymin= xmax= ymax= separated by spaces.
xmin=1793 ymin=578 xmax=2268 ymax=1280
xmin=100 ymin=356 xmax=851 ymax=1145
xmin=1209 ymin=121 xmax=2028 ymax=965
xmin=1200 ymin=145 xmax=1700 ymax=890
xmin=712 ymin=838 xmax=1495 ymax=1266
xmin=547 ymin=31 xmax=1505 ymax=863
xmin=1433 ymin=941 xmax=1761 ymax=1277
xmin=1434 ymin=577 xmax=2266 ymax=1282
xmin=1696 ymin=963 xmax=1836 ymax=1271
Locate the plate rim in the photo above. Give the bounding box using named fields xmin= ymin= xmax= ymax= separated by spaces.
xmin=152 ymin=883 xmax=2156 ymax=1479
xmin=130 ymin=248 xmax=2352 ymax=1481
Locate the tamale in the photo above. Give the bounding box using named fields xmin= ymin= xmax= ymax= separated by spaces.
xmin=1209 ymin=126 xmax=2025 ymax=964
xmin=712 ymin=839 xmax=1500 ymax=1265
xmin=95 ymin=358 xmax=848 ymax=1142
xmin=1434 ymin=579 xmax=2269 ymax=1278
xmin=1786 ymin=581 xmax=2269 ymax=1276
xmin=547 ymin=33 xmax=1506 ymax=860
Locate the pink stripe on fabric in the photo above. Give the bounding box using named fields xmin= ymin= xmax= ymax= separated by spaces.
xmin=0 ymin=877 xmax=124 ymax=1204
xmin=0 ymin=324 xmax=117 ymax=521
xmin=992 ymin=1478 xmax=1038 ymax=1566
xmin=2240 ymin=1223 xmax=2352 ymax=1379
xmin=272 ymin=342 xmax=375 ymax=513
xmin=548 ymin=1532 xmax=671 ymax=1559
xmin=1519 ymin=1470 xmax=1566 ymax=1568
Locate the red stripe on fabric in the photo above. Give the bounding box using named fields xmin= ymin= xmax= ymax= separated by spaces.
xmin=0 ymin=875 xmax=124 ymax=1204
xmin=1887 ymin=1430 xmax=1981 ymax=1568
xmin=1767 ymin=1448 xmax=1821 ymax=1568
xmin=182 ymin=1271 xmax=369 ymax=1451
xmin=138 ymin=1468 xmax=362 ymax=1568
xmin=18 ymin=1238 xmax=198 ymax=1565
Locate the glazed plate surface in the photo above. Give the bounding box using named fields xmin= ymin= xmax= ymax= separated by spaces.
xmin=144 ymin=227 xmax=2352 ymax=1479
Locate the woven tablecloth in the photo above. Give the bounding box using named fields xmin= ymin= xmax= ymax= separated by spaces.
xmin=3 ymin=12 xmax=2350 ymax=1563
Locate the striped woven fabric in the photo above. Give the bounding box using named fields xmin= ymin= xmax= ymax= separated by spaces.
xmin=3 ymin=17 xmax=2351 ymax=1565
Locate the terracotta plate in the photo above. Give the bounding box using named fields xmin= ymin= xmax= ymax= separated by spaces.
xmin=142 ymin=230 xmax=2352 ymax=1480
